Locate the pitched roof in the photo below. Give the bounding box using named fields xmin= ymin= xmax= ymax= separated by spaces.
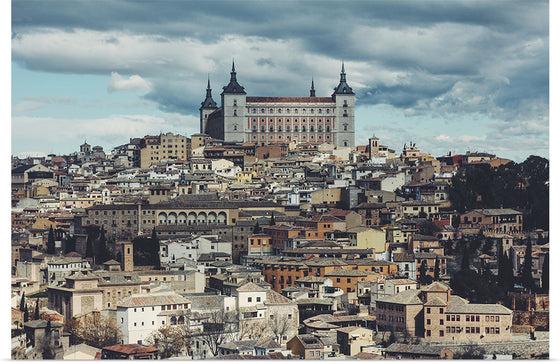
xmin=422 ymin=281 xmax=449 ymax=292
xmin=237 ymin=282 xmax=269 ymax=292
xmin=447 ymin=295 xmax=512 ymax=315
xmin=102 ymin=344 xmax=158 ymax=355
xmin=118 ymin=292 xmax=191 ymax=308
xmin=266 ymin=289 xmax=293 ymax=304
xmin=377 ymin=289 xmax=423 ymax=305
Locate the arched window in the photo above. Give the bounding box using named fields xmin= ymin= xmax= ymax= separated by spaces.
xmin=286 ymin=125 xmax=290 ymax=132
xmin=278 ymin=125 xmax=282 ymax=132
xmin=302 ymin=125 xmax=306 ymax=132
xmin=233 ymin=99 xmax=237 ymax=106
xmin=252 ymin=125 xmax=257 ymax=131
xmin=326 ymin=125 xmax=330 ymax=132
xmin=318 ymin=125 xmax=322 ymax=132
xmin=233 ymin=110 xmax=237 ymax=116
xmin=310 ymin=125 xmax=314 ymax=132
xmin=261 ymin=125 xmax=265 ymax=132
xmin=294 ymin=125 xmax=298 ymax=132
xmin=270 ymin=125 xmax=274 ymax=132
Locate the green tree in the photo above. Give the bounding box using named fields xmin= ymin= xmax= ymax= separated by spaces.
xmin=19 ymin=292 xmax=26 ymax=312
xmin=270 ymin=212 xmax=276 ymax=226
xmin=541 ymin=253 xmax=549 ymax=293
xmin=521 ymin=239 xmax=535 ymax=292
xmin=253 ymin=221 xmax=261 ymax=234
xmin=461 ymin=244 xmax=471 ymax=271
xmin=434 ymin=258 xmax=440 ymax=281
xmin=85 ymin=236 xmax=94 ymax=258
xmin=34 ymin=299 xmax=40 ymax=320
xmin=46 ymin=226 xmax=56 ymax=254
xmin=482 ymin=238 xmax=494 ymax=255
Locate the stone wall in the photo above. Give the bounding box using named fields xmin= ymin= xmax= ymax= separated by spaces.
xmin=512 ymin=311 xmax=549 ymax=330
xmin=447 ymin=337 xmax=549 ymax=359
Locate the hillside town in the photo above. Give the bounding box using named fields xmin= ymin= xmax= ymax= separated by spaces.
xmin=10 ymin=130 xmax=549 ymax=360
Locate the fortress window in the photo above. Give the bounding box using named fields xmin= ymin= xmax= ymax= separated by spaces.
xmin=343 ymin=100 xmax=348 ymax=107
xmin=343 ymin=124 xmax=348 ymax=131
xmin=233 ymin=110 xmax=237 ymax=116
xmin=234 ymin=124 xmax=238 ymax=131
xmin=233 ymin=99 xmax=237 ymax=106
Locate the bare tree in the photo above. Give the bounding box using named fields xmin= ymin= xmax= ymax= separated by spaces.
xmin=72 ymin=314 xmax=122 ymax=348
xmin=238 ymin=319 xmax=266 ymax=340
xmin=197 ymin=310 xmax=238 ymax=357
xmin=145 ymin=325 xmax=191 ymax=358
xmin=267 ymin=313 xmax=293 ymax=343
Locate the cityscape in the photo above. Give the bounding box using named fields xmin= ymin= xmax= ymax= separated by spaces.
xmin=11 ymin=0 xmax=549 ymax=360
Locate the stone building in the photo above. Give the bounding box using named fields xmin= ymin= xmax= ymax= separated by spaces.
xmin=375 ymin=282 xmax=513 ymax=343
xmin=202 ymin=62 xmax=355 ymax=147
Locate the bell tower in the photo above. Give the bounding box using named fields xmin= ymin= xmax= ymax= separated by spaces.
xmin=199 ymin=77 xmax=218 ymax=134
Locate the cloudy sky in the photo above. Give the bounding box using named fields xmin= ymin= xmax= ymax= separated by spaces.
xmin=11 ymin=0 xmax=549 ymax=162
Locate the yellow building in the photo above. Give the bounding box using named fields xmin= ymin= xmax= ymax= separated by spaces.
xmin=346 ymin=226 xmax=387 ymax=253
xmin=311 ymin=188 xmax=342 ymax=205
xmin=140 ymin=132 xmax=191 ymax=168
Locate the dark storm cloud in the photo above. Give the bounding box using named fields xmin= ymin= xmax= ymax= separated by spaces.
xmin=12 ymin=0 xmax=548 ymax=142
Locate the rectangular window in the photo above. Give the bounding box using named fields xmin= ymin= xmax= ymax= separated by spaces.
xmin=426 ymin=330 xmax=431 ymax=337
xmin=440 ymin=308 xmax=444 ymax=314
xmin=440 ymin=330 xmax=444 ymax=337
xmin=427 ymin=308 xmax=431 ymax=314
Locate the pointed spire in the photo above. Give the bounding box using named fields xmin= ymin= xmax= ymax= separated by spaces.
xmin=222 ymin=59 xmax=246 ymax=95
xmin=201 ymin=76 xmax=217 ymax=109
xmin=206 ymin=76 xmax=213 ymax=98
xmin=310 ymin=78 xmax=316 ymax=97
xmin=230 ymin=59 xmax=237 ymax=82
xmin=332 ymin=61 xmax=354 ymax=96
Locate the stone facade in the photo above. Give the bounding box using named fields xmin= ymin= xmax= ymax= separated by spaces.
xmin=203 ymin=62 xmax=355 ymax=147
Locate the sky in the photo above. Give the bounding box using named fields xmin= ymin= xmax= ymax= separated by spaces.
xmin=10 ymin=0 xmax=550 ymax=162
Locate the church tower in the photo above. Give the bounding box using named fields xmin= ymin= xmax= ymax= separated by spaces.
xmin=121 ymin=242 xmax=134 ymax=272
xmin=199 ymin=77 xmax=218 ymax=134
xmin=221 ymin=60 xmax=247 ymax=142
xmin=332 ymin=63 xmax=355 ymax=147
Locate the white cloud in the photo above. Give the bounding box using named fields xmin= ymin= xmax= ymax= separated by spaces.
xmin=107 ymin=72 xmax=151 ymax=93
xmin=11 ymin=113 xmax=198 ymax=155
xmin=12 ymin=96 xmax=76 ymax=115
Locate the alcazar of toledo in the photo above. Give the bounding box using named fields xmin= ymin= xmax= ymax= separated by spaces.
xmin=200 ymin=61 xmax=356 ymax=147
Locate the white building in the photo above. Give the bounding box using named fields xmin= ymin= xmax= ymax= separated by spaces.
xmin=116 ymin=291 xmax=191 ymax=345
xmin=161 ymin=235 xmax=232 ymax=264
